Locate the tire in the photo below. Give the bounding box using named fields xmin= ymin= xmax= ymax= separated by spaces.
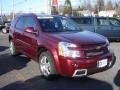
xmin=39 ymin=51 xmax=56 ymax=79
xmin=9 ymin=40 xmax=18 ymax=56
xmin=2 ymin=28 xmax=7 ymax=34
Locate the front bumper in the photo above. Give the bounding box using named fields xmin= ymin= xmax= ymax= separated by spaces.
xmin=58 ymin=51 xmax=116 ymax=77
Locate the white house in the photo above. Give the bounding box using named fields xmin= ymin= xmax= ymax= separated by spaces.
xmin=78 ymin=10 xmax=95 ymax=16
xmin=99 ymin=10 xmax=116 ymax=17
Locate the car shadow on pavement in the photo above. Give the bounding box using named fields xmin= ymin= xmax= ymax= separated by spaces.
xmin=0 ymin=54 xmax=30 ymax=75
xmin=114 ymin=70 xmax=120 ymax=88
xmin=0 ymin=46 xmax=8 ymax=52
xmin=2 ymin=76 xmax=113 ymax=90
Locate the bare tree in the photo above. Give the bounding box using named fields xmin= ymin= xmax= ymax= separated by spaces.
xmin=59 ymin=4 xmax=65 ymax=14
xmin=51 ymin=6 xmax=58 ymax=15
xmin=115 ymin=1 xmax=120 ymax=16
xmin=63 ymin=0 xmax=72 ymax=16
xmin=106 ymin=0 xmax=114 ymax=10
xmin=97 ymin=0 xmax=105 ymax=11
xmin=94 ymin=4 xmax=98 ymax=14
xmin=86 ymin=1 xmax=92 ymax=11
xmin=79 ymin=0 xmax=92 ymax=11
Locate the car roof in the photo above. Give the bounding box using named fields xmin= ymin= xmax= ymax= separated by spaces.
xmin=16 ymin=13 xmax=65 ymax=19
xmin=70 ymin=16 xmax=115 ymax=19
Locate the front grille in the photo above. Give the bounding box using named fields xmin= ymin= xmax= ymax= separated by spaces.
xmin=85 ymin=48 xmax=108 ymax=57
xmin=81 ymin=43 xmax=106 ymax=49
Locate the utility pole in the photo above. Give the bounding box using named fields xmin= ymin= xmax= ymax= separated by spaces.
xmin=1 ymin=0 xmax=3 ymax=22
xmin=48 ymin=0 xmax=51 ymax=14
xmin=57 ymin=0 xmax=59 ymax=14
xmin=12 ymin=0 xmax=15 ymax=19
xmin=97 ymin=3 xmax=99 ymax=15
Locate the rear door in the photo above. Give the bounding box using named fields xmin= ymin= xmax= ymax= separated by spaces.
xmin=22 ymin=16 xmax=38 ymax=60
xmin=14 ymin=16 xmax=26 ymax=52
xmin=95 ymin=17 xmax=112 ymax=38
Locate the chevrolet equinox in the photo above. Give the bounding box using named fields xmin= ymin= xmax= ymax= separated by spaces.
xmin=9 ymin=14 xmax=116 ymax=79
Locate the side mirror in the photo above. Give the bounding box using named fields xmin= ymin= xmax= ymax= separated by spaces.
xmin=24 ymin=27 xmax=37 ymax=34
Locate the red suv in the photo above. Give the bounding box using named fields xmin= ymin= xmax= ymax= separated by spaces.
xmin=9 ymin=14 xmax=115 ymax=79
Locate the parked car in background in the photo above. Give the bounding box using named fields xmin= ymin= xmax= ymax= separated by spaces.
xmin=0 ymin=21 xmax=11 ymax=33
xmin=70 ymin=16 xmax=120 ymax=41
xmin=0 ymin=22 xmax=4 ymax=32
xmin=9 ymin=14 xmax=115 ymax=79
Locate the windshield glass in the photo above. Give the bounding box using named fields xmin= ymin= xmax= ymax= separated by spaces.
xmin=38 ymin=17 xmax=81 ymax=32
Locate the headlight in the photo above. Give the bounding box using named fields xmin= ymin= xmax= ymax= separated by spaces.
xmin=106 ymin=39 xmax=109 ymax=45
xmin=107 ymin=45 xmax=110 ymax=50
xmin=58 ymin=42 xmax=80 ymax=58
xmin=105 ymin=39 xmax=110 ymax=50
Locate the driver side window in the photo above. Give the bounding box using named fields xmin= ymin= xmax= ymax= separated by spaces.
xmin=25 ymin=17 xmax=37 ymax=31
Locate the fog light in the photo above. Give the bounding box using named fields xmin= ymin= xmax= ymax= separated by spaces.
xmin=72 ymin=63 xmax=78 ymax=68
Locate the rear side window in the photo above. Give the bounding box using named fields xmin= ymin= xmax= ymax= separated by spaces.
xmin=109 ymin=18 xmax=120 ymax=26
xmin=97 ymin=18 xmax=110 ymax=26
xmin=71 ymin=17 xmax=92 ymax=25
xmin=16 ymin=17 xmax=26 ymax=30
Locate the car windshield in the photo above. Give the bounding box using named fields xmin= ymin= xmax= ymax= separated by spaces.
xmin=38 ymin=17 xmax=81 ymax=32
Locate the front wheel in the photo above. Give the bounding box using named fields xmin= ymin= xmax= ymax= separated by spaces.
xmin=39 ymin=51 xmax=56 ymax=79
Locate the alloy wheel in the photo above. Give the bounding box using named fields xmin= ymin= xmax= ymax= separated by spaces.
xmin=40 ymin=56 xmax=51 ymax=76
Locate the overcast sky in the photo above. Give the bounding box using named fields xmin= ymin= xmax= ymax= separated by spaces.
xmin=0 ymin=0 xmax=118 ymax=14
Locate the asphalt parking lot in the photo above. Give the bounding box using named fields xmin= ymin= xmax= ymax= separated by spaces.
xmin=0 ymin=33 xmax=120 ymax=90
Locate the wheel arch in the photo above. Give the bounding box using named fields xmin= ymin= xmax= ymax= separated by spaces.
xmin=37 ymin=46 xmax=60 ymax=74
xmin=37 ymin=46 xmax=55 ymax=62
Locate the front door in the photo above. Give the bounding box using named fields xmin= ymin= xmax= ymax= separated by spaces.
xmin=22 ymin=16 xmax=38 ymax=60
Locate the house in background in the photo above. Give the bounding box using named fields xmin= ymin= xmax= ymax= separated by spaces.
xmin=98 ymin=10 xmax=116 ymax=17
xmin=78 ymin=10 xmax=95 ymax=16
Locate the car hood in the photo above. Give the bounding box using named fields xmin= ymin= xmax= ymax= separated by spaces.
xmin=48 ymin=31 xmax=107 ymax=45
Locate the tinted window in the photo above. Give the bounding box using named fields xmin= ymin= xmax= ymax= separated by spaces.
xmin=109 ymin=18 xmax=120 ymax=26
xmin=71 ymin=17 xmax=92 ymax=25
xmin=16 ymin=17 xmax=26 ymax=30
xmin=39 ymin=18 xmax=62 ymax=32
xmin=25 ymin=17 xmax=36 ymax=30
xmin=97 ymin=18 xmax=109 ymax=26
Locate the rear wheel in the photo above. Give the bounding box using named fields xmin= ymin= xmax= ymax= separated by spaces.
xmin=39 ymin=51 xmax=56 ymax=79
xmin=9 ymin=40 xmax=18 ymax=56
xmin=2 ymin=28 xmax=7 ymax=34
